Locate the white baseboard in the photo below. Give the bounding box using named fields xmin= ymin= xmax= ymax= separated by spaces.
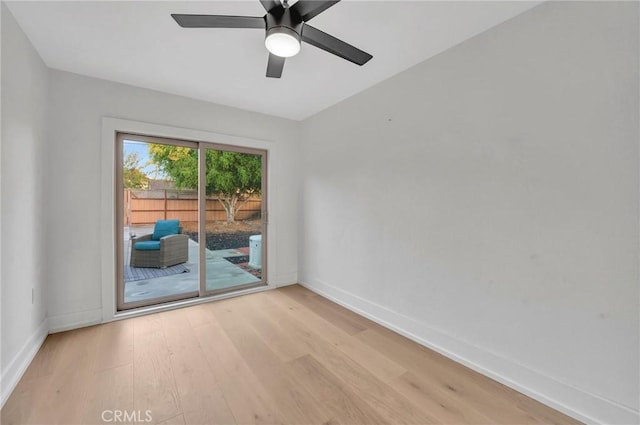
xmin=298 ymin=279 xmax=639 ymax=425
xmin=1 ymin=318 xmax=48 ymax=408
xmin=48 ymin=308 xmax=103 ymax=333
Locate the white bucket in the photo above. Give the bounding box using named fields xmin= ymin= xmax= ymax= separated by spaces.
xmin=248 ymin=234 xmax=262 ymax=269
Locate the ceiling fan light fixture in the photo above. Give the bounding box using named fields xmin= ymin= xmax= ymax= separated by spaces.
xmin=265 ymin=26 xmax=301 ymax=58
xmin=172 ymin=0 xmax=373 ymax=78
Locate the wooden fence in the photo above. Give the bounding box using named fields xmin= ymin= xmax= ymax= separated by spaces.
xmin=124 ymin=189 xmax=261 ymax=225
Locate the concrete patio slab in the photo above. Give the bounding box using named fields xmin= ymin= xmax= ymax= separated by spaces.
xmin=123 ymin=234 xmax=260 ymax=304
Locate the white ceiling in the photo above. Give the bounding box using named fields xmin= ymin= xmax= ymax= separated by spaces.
xmin=6 ymin=1 xmax=539 ymax=120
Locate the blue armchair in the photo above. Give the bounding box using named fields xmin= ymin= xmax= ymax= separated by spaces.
xmin=130 ymin=219 xmax=189 ymax=268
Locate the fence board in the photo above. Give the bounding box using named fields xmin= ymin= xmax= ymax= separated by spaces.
xmin=124 ymin=189 xmax=261 ymax=225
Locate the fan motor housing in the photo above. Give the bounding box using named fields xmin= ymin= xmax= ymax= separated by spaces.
xmin=265 ymin=8 xmax=303 ymax=41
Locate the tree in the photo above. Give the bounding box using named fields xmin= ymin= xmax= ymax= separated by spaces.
xmin=123 ymin=152 xmax=149 ymax=189
xmin=148 ymin=144 xmax=261 ymax=222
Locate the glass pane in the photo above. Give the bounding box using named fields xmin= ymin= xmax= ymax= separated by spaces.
xmin=201 ymin=148 xmax=264 ymax=292
xmin=121 ymin=140 xmax=199 ymax=306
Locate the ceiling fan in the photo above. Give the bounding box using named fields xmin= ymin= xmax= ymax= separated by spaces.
xmin=171 ymin=0 xmax=373 ymax=78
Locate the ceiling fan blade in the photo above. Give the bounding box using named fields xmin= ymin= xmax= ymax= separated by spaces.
xmin=171 ymin=14 xmax=265 ymax=29
xmin=266 ymin=54 xmax=286 ymax=78
xmin=260 ymin=0 xmax=282 ymax=13
xmin=290 ymin=0 xmax=340 ymax=22
xmin=302 ymin=24 xmax=372 ymax=66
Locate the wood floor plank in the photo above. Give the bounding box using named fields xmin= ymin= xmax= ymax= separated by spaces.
xmin=511 ymin=392 xmax=583 ymax=425
xmin=132 ymin=320 xmax=182 ymax=424
xmin=264 ymin=290 xmax=407 ymax=383
xmin=287 ymin=354 xmax=392 ymax=425
xmin=194 ymin=319 xmax=283 ymax=425
xmin=26 ymin=326 xmax=100 ymax=424
xmin=1 ymin=333 xmax=73 ymax=424
xmin=160 ymin=307 xmax=203 ymax=354
xmin=355 ymin=327 xmax=533 ymax=423
xmin=1 ymin=285 xmax=584 ymax=425
xmin=93 ymin=319 xmax=134 ymax=372
xmin=260 ymin=292 xmax=437 ymax=424
xmin=356 ymin=327 xmax=581 ymax=425
xmin=184 ymin=303 xmax=214 ymax=329
xmin=235 ymin=293 xmax=310 ymax=362
xmin=390 ymin=370 xmax=496 ymax=424
xmin=131 ymin=311 xmax=164 ymax=337
xmin=208 ymin=299 xmax=331 ymax=425
xmin=1 ymin=375 xmax=47 ymax=425
xmin=169 ymin=346 xmax=236 ymax=425
xmin=162 ymin=302 xmax=236 ymax=424
xmin=157 ymin=414 xmax=186 ymax=425
xmin=80 ymin=363 xmax=134 ymax=425
xmin=182 ymin=409 xmax=236 ymax=425
xmin=20 ymin=332 xmax=66 ymax=382
xmin=279 ymin=284 xmax=373 ymax=335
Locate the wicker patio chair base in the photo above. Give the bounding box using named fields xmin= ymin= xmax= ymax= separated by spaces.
xmin=130 ymin=233 xmax=189 ymax=268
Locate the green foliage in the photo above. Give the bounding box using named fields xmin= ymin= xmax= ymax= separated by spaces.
xmin=205 ymin=150 xmax=262 ymax=197
xmin=147 ymin=144 xmax=262 ymax=222
xmin=123 ymin=152 xmax=149 ymax=189
xmin=147 ymin=144 xmax=198 ymax=189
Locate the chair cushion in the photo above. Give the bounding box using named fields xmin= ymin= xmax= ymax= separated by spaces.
xmin=152 ymin=219 xmax=180 ymax=241
xmin=134 ymin=241 xmax=161 ymax=251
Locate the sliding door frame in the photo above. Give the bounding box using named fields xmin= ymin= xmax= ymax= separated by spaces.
xmin=198 ymin=142 xmax=268 ymax=297
xmin=115 ymin=132 xmax=268 ymax=312
xmin=116 ymin=133 xmax=200 ymax=311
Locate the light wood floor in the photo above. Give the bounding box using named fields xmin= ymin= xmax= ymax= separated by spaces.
xmin=2 ymin=285 xmax=581 ymax=425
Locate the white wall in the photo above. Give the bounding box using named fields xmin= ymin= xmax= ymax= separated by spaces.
xmin=0 ymin=3 xmax=49 ymax=404
xmin=299 ymin=2 xmax=639 ymax=424
xmin=45 ymin=69 xmax=300 ymax=329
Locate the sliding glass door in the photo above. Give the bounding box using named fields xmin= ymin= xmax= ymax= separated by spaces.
xmin=116 ymin=133 xmax=266 ymax=311
xmin=200 ymin=146 xmax=266 ymax=296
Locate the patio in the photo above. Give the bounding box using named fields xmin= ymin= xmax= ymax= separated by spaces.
xmin=123 ymin=226 xmax=260 ymax=304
